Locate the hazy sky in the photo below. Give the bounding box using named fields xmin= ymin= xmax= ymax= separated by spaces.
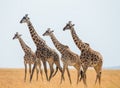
xmin=0 ymin=0 xmax=120 ymax=68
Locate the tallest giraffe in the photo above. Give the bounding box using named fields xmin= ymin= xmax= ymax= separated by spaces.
xmin=20 ymin=14 xmax=48 ymax=81
xmin=20 ymin=14 xmax=63 ymax=81
xmin=63 ymin=21 xmax=103 ymax=87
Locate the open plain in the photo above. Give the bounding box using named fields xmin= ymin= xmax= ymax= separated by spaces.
xmin=0 ymin=68 xmax=120 ymax=88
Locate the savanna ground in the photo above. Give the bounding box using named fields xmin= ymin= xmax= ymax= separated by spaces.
xmin=0 ymin=68 xmax=120 ymax=88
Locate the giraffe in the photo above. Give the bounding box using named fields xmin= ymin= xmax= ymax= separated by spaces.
xmin=13 ymin=32 xmax=43 ymax=81
xmin=43 ymin=28 xmax=82 ymax=84
xmin=63 ymin=21 xmax=103 ymax=86
xmin=20 ymin=14 xmax=63 ymax=81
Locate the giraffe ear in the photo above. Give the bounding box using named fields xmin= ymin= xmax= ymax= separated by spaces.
xmin=84 ymin=43 xmax=90 ymax=47
xmin=51 ymin=30 xmax=54 ymax=32
xmin=19 ymin=34 xmax=22 ymax=36
xmin=72 ymin=24 xmax=75 ymax=26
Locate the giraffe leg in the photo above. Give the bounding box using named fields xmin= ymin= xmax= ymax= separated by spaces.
xmin=24 ymin=62 xmax=27 ymax=82
xmin=52 ymin=60 xmax=59 ymax=77
xmin=74 ymin=65 xmax=81 ymax=84
xmin=81 ymin=66 xmax=88 ymax=88
xmin=94 ymin=61 xmax=103 ymax=85
xmin=77 ymin=69 xmax=80 ymax=84
xmin=36 ymin=65 xmax=39 ymax=81
xmin=52 ymin=66 xmax=58 ymax=77
xmin=83 ymin=73 xmax=87 ymax=88
xmin=48 ymin=63 xmax=54 ymax=81
xmin=42 ymin=61 xmax=48 ymax=81
xmin=95 ymin=72 xmax=102 ymax=85
xmin=79 ymin=70 xmax=84 ymax=82
xmin=38 ymin=60 xmax=43 ymax=81
xmin=30 ymin=61 xmax=37 ymax=82
xmin=52 ymin=60 xmax=64 ymax=80
xmin=60 ymin=64 xmax=66 ymax=84
xmin=29 ymin=64 xmax=31 ymax=75
xmin=58 ymin=65 xmax=64 ymax=80
xmin=66 ymin=67 xmax=72 ymax=84
xmin=59 ymin=67 xmax=64 ymax=80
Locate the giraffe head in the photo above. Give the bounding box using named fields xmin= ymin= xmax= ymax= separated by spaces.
xmin=20 ymin=14 xmax=30 ymax=24
xmin=63 ymin=21 xmax=75 ymax=31
xmin=13 ymin=32 xmax=22 ymax=40
xmin=43 ymin=28 xmax=54 ymax=36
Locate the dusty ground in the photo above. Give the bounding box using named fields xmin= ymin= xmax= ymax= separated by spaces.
xmin=0 ymin=68 xmax=120 ymax=88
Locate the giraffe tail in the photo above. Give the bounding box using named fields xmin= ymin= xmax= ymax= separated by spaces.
xmin=52 ymin=66 xmax=58 ymax=77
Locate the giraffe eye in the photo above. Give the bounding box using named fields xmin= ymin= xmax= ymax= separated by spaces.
xmin=67 ymin=26 xmax=69 ymax=28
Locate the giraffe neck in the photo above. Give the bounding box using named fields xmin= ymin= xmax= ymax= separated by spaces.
xmin=49 ymin=33 xmax=68 ymax=54
xmin=27 ymin=21 xmax=45 ymax=47
xmin=18 ymin=37 xmax=31 ymax=53
xmin=70 ymin=27 xmax=83 ymax=50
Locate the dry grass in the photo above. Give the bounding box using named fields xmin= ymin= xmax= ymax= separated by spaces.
xmin=0 ymin=68 xmax=120 ymax=88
